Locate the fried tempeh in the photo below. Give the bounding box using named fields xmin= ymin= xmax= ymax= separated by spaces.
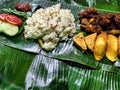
xmin=73 ymin=32 xmax=87 ymax=53
xmin=85 ymin=33 xmax=97 ymax=52
xmin=106 ymin=34 xmax=118 ymax=62
xmin=93 ymin=32 xmax=107 ymax=61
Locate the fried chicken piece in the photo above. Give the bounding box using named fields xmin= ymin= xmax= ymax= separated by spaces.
xmin=108 ymin=29 xmax=120 ymax=35
xmin=79 ymin=8 xmax=120 ymax=34
xmin=113 ymin=14 xmax=120 ymax=29
xmin=81 ymin=18 xmax=89 ymax=25
xmin=85 ymin=24 xmax=102 ymax=33
xmin=79 ymin=8 xmax=99 ymax=19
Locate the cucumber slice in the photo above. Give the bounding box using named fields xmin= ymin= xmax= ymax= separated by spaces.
xmin=0 ymin=21 xmax=19 ymax=36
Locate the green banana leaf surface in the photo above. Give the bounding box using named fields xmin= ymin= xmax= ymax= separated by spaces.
xmin=73 ymin=0 xmax=120 ymax=11
xmin=0 ymin=0 xmax=120 ymax=90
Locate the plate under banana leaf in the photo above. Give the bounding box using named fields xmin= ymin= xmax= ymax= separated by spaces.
xmin=0 ymin=0 xmax=120 ymax=90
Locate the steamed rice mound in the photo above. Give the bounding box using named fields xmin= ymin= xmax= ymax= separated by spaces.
xmin=24 ymin=4 xmax=76 ymax=50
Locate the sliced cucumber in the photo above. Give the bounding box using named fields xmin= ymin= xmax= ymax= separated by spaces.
xmin=0 ymin=21 xmax=19 ymax=36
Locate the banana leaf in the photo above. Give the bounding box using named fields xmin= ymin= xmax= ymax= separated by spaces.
xmin=0 ymin=0 xmax=120 ymax=74
xmin=73 ymin=0 xmax=120 ymax=11
xmin=0 ymin=44 xmax=69 ymax=90
xmin=1 ymin=43 xmax=120 ymax=90
xmin=0 ymin=44 xmax=35 ymax=89
xmin=68 ymin=66 xmax=120 ymax=90
xmin=0 ymin=0 xmax=120 ymax=90
xmin=55 ymin=46 xmax=120 ymax=74
xmin=25 ymin=55 xmax=68 ymax=90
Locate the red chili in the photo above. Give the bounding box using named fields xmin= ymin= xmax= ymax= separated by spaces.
xmin=15 ymin=3 xmax=32 ymax=12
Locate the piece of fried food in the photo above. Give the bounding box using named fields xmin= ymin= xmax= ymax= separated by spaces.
xmin=38 ymin=38 xmax=44 ymax=48
xmin=93 ymin=32 xmax=107 ymax=61
xmin=85 ymin=24 xmax=102 ymax=33
xmin=73 ymin=32 xmax=87 ymax=53
xmin=108 ymin=29 xmax=120 ymax=35
xmin=85 ymin=33 xmax=97 ymax=52
xmin=106 ymin=34 xmax=118 ymax=62
xmin=118 ymin=36 xmax=120 ymax=57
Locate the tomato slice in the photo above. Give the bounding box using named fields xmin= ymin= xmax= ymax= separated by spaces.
xmin=0 ymin=14 xmax=8 ymax=21
xmin=6 ymin=15 xmax=22 ymax=26
xmin=0 ymin=14 xmax=22 ymax=26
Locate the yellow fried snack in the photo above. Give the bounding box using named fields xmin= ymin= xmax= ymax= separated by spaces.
xmin=118 ymin=36 xmax=120 ymax=57
xmin=93 ymin=32 xmax=107 ymax=61
xmin=73 ymin=32 xmax=87 ymax=53
xmin=106 ymin=34 xmax=118 ymax=62
xmin=85 ymin=33 xmax=97 ymax=52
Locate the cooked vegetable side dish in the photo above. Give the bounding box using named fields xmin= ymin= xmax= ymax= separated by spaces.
xmin=24 ymin=4 xmax=76 ymax=51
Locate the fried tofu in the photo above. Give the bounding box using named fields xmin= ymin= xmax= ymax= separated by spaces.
xmin=73 ymin=32 xmax=87 ymax=53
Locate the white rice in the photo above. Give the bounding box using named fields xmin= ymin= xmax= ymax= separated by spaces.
xmin=24 ymin=4 xmax=76 ymax=50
